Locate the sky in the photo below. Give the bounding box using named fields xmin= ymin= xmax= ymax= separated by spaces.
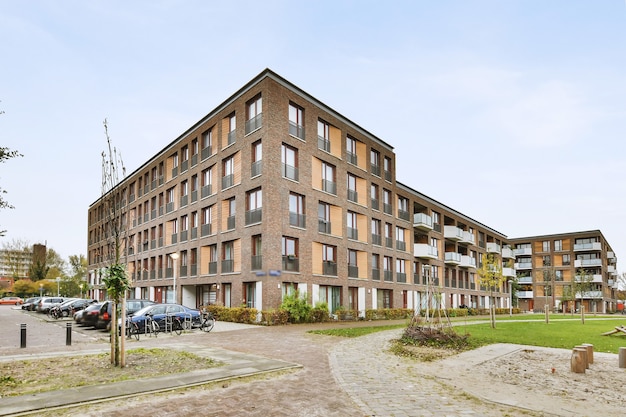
xmin=1 ymin=1 xmax=625 ymax=273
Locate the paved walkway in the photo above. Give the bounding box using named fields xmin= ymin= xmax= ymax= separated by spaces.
xmin=0 ymin=320 xmax=538 ymax=417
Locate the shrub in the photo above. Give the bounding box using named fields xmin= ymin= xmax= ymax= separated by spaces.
xmin=280 ymin=292 xmax=312 ymax=323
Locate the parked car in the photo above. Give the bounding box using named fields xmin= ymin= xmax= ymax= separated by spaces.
xmin=78 ymin=302 xmax=104 ymax=327
xmin=126 ymin=303 xmax=202 ymax=333
xmin=96 ymin=299 xmax=156 ymax=330
xmin=51 ymin=298 xmax=96 ymax=318
xmin=0 ymin=296 xmax=23 ymax=305
xmin=21 ymin=297 xmax=41 ymax=310
xmin=36 ymin=297 xmax=67 ymax=313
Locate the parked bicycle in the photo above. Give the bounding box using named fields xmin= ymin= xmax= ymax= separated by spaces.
xmin=126 ymin=316 xmax=140 ymax=340
xmin=165 ymin=314 xmax=184 ymax=335
xmin=200 ymin=310 xmax=215 ymax=333
xmin=144 ymin=313 xmax=160 ymax=337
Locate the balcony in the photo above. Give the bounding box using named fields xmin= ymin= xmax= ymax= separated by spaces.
xmin=515 ymin=261 xmax=533 ymax=270
xmin=517 ymin=291 xmax=534 ymax=299
xmin=486 ymin=242 xmax=501 ymax=254
xmin=574 ymin=258 xmax=602 ymax=268
xmin=414 ymin=244 xmax=438 ymax=260
xmin=501 ymin=247 xmax=515 ymax=259
xmin=574 ymin=242 xmax=601 ymax=252
xmin=576 ymin=291 xmax=603 ymax=299
xmin=444 ymin=252 xmax=461 ymax=265
xmin=413 ymin=213 xmax=433 ymax=231
xmin=517 ymin=276 xmax=533 ymax=284
xmin=461 ymin=231 xmax=475 ymax=245
xmin=514 ymin=247 xmax=532 ymax=256
xmin=607 ymin=251 xmax=616 ymax=262
xmin=607 ymin=265 xmax=616 ymax=274
xmin=460 ymin=255 xmax=476 ymax=269
xmin=503 ymin=267 xmax=516 ymax=278
xmin=444 ymin=226 xmax=463 ymax=241
xmin=574 ymin=274 xmax=603 ymax=283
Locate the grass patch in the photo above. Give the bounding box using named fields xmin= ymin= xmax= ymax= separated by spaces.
xmin=454 ymin=317 xmax=626 ymax=353
xmin=308 ymin=324 xmax=405 ymax=338
xmin=0 ymin=348 xmax=221 ymax=397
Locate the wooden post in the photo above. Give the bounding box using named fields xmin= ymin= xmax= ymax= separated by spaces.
xmin=619 ymin=347 xmax=626 ymax=369
xmin=581 ymin=344 xmax=594 ymax=364
xmin=571 ymin=348 xmax=587 ymax=373
xmin=575 ymin=346 xmax=590 ymax=368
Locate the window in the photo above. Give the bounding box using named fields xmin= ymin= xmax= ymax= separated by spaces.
xmin=246 ymin=188 xmax=262 ymax=225
xmin=201 ymin=166 xmax=214 ymax=198
xmin=179 ymin=180 xmax=189 ymax=207
xmin=201 ymin=128 xmax=213 ymax=160
xmin=251 ymin=140 xmax=262 ymax=177
xmin=347 ymin=249 xmax=358 ymax=278
xmin=281 ymin=144 xmax=298 ymax=181
xmin=322 ymin=244 xmax=337 ymax=276
xmin=555 ymin=270 xmax=563 ymax=281
xmin=317 ymin=119 xmax=331 ymax=152
xmin=542 ymin=241 xmax=550 ymax=252
xmin=190 ymin=211 xmax=198 ymax=239
xmin=227 ymin=114 xmax=236 ymax=146
xmin=347 ymin=211 xmax=358 ymax=240
xmin=321 ymin=162 xmax=336 ymax=194
xmin=377 ymin=289 xmax=392 ymax=308
xmin=562 ymin=254 xmax=571 ymax=266
xmin=382 ymin=189 xmax=392 ymax=215
xmin=346 ymin=136 xmax=357 ymax=165
xmin=282 ymin=236 xmax=299 ymax=272
xmin=371 ymin=253 xmax=380 ymax=280
xmin=396 ymin=226 xmax=406 ymax=251
xmin=222 ymin=155 xmax=235 ymax=190
xmin=180 ymin=214 xmax=189 ymax=241
xmin=170 ymin=218 xmax=178 ymax=244
xmin=226 ymin=198 xmax=236 ymax=230
xmin=384 ymin=223 xmax=393 ymax=248
xmin=347 ymin=173 xmax=358 ymax=202
xmin=432 ymin=211 xmax=441 ymax=232
xmin=542 ymin=255 xmax=551 ymax=266
xmin=251 ymin=235 xmax=262 ymax=270
xmin=244 ymin=282 xmax=256 ymax=308
xmin=190 ymin=174 xmax=198 ymax=203
xmin=397 ymin=196 xmax=409 ymax=221
xmin=383 ymin=156 xmax=392 ymax=181
xmin=371 ymin=219 xmax=381 ymax=246
xmin=318 ymin=202 xmax=331 ymax=234
xmin=166 ymin=187 xmax=175 ymax=213
xmin=222 ymin=241 xmax=234 ymax=273
xmin=396 ymin=259 xmax=406 ymax=282
xmin=371 ymin=184 xmax=379 ymax=210
xmin=289 ymin=103 xmax=305 ymax=139
xmin=191 ymin=138 xmax=198 ymax=166
xmin=245 ymin=95 xmax=262 ymax=134
xmin=170 ymin=152 xmax=179 ymax=178
xmin=554 ymin=239 xmax=562 ymax=251
xmin=383 ymin=256 xmax=393 ymax=281
xmin=208 ymin=244 xmax=217 ymax=274
xmin=289 ymin=193 xmax=305 ymax=228
xmin=181 ymin=145 xmax=189 ymax=172
xmin=370 ymin=149 xmax=380 ymax=176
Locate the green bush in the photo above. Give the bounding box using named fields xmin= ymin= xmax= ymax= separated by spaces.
xmin=279 ymin=292 xmax=312 ymax=323
xmin=310 ymin=302 xmax=331 ymax=323
xmin=204 ymin=305 xmax=258 ymax=324
xmin=261 ymin=309 xmax=289 ymax=325
xmin=365 ymin=308 xmax=412 ymax=321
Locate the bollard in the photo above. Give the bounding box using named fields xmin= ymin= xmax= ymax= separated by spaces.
xmin=619 ymin=347 xmax=626 ymax=369
xmin=571 ymin=348 xmax=587 ymax=373
xmin=20 ymin=323 xmax=26 ymax=348
xmin=66 ymin=322 xmax=72 ymax=346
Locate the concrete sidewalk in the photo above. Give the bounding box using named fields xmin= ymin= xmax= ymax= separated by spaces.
xmin=0 ymin=344 xmax=301 ymax=416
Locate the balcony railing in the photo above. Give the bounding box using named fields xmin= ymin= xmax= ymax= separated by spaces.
xmin=514 ymin=247 xmax=532 ymax=256
xmin=318 ymin=136 xmax=330 ymax=152
xmin=323 ymin=261 xmax=337 ymax=276
xmin=371 ymin=268 xmax=380 ymax=280
xmin=348 ymin=265 xmax=359 ymax=278
xmin=201 ymin=146 xmax=212 ymax=160
xmin=222 ymin=259 xmax=234 ymax=273
xmin=444 ymin=226 xmax=464 ymax=241
xmin=574 ymin=258 xmax=602 ymax=268
xmin=413 ymin=213 xmax=433 ymax=231
xmin=371 ymin=233 xmax=381 ymax=246
xmin=397 ymin=209 xmax=410 ymax=222
xmin=371 ymin=198 xmax=379 ymax=211
xmin=251 ymin=255 xmax=262 ymax=270
xmin=201 ymin=184 xmax=212 ymax=198
xmin=283 ymin=256 xmax=300 ymax=272
xmin=201 ymin=223 xmax=212 ymax=237
xmin=290 ymin=212 xmax=306 ymax=228
xmin=396 ymin=240 xmax=406 ymax=251
xmin=289 ymin=121 xmax=305 ymax=139
xmin=460 ymin=255 xmax=476 ymax=269
xmin=245 ymin=113 xmax=262 ymax=134
xmin=322 ymin=179 xmax=336 ymax=195
xmin=222 ymin=174 xmax=234 ymax=190
xmin=347 ymin=189 xmax=358 ymax=203
xmin=396 ymin=272 xmax=406 ymax=283
xmin=573 ymin=242 xmax=601 ymax=252
xmin=370 ymin=164 xmax=380 ymax=177
xmin=245 ymin=208 xmax=262 ymax=225
xmin=318 ymin=219 xmax=331 ymax=234
xmin=383 ymin=270 xmax=393 ymax=282
xmin=346 ymin=151 xmax=357 ymax=165
xmin=227 ymin=130 xmax=236 ymax=146
xmin=208 ymin=261 xmax=217 ymax=274
xmin=227 ymin=215 xmax=235 ymax=230
xmin=444 ymin=252 xmax=462 ymax=265
xmin=414 ymin=244 xmax=438 ymax=260
xmin=347 ymin=227 xmax=358 ymax=240
xmin=251 ymin=160 xmax=262 ymax=177
xmin=282 ymin=163 xmax=298 ymax=181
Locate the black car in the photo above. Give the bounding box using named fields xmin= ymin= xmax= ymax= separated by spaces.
xmin=79 ymin=302 xmax=104 ymax=327
xmin=21 ymin=297 xmax=42 ymax=311
xmin=96 ymin=299 xmax=156 ymax=330
xmin=56 ymin=298 xmax=96 ymax=317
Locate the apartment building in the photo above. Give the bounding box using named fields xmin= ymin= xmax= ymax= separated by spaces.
xmin=0 ymin=243 xmax=47 ymax=280
xmin=87 ymin=69 xmax=526 ymax=315
xmin=510 ymin=231 xmax=618 ymax=314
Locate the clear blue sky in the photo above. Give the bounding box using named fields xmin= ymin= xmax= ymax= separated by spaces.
xmin=1 ymin=1 xmax=625 ymax=273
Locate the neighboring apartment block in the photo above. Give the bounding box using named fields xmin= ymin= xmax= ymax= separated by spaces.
xmin=510 ymin=231 xmax=619 ymax=314
xmin=86 ymin=69 xmax=617 ymax=316
xmin=0 ymin=243 xmax=47 ymax=280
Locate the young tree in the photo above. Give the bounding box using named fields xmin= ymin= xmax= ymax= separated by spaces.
xmin=477 ymin=252 xmax=505 ymax=328
xmin=0 ymin=104 xmax=24 ymax=235
xmin=100 ymin=119 xmax=130 ymax=367
xmin=573 ymin=268 xmax=594 ymax=323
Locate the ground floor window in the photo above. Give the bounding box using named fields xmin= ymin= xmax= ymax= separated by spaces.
xmin=319 ymin=285 xmax=341 ymax=313
xmin=377 ymin=289 xmax=392 ymax=309
xmin=244 ymin=282 xmax=256 ymax=309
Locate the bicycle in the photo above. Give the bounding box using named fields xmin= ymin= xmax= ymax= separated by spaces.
xmin=200 ymin=310 xmax=215 ymax=333
xmin=165 ymin=314 xmax=184 ymax=335
xmin=126 ymin=317 xmax=140 ymax=340
xmin=145 ymin=313 xmax=160 ymax=337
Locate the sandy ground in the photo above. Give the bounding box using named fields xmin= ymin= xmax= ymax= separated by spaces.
xmin=419 ymin=343 xmax=626 ymax=417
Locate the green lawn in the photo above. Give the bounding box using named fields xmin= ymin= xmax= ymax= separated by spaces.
xmin=310 ymin=316 xmax=626 ymax=354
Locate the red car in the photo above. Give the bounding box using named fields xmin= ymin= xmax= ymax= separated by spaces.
xmin=0 ymin=296 xmax=24 ymax=305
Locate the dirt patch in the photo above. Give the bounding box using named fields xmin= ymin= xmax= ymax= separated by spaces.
xmin=0 ymin=348 xmax=219 ymax=397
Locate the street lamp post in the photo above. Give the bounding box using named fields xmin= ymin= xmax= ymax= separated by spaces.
xmin=170 ymin=253 xmax=180 ymax=304
xmin=56 ymin=277 xmax=61 ymax=297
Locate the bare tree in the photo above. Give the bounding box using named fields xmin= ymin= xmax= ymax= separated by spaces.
xmin=0 ymin=105 xmax=24 ymax=236
xmin=100 ymin=119 xmax=130 ymax=367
